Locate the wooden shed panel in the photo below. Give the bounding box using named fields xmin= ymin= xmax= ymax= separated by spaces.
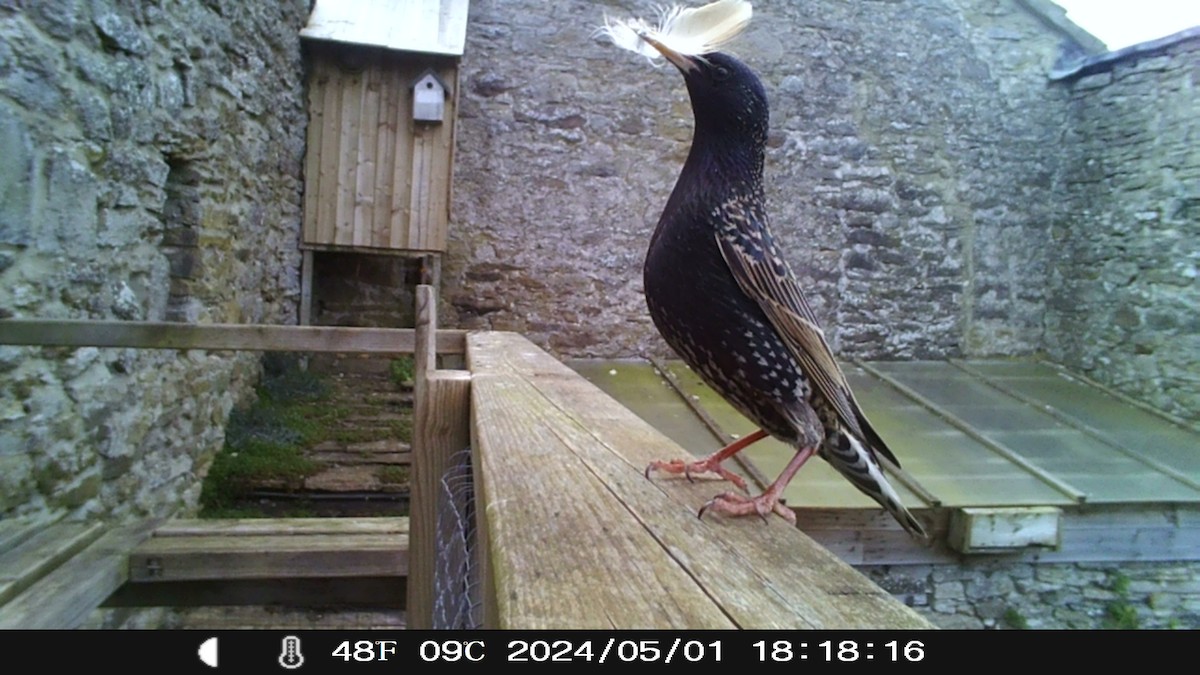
xmin=303 ymin=45 xmax=454 ymax=253
xmin=302 ymin=59 xmax=326 ymax=245
xmin=354 ymin=63 xmax=382 ymax=248
xmin=387 ymin=60 xmax=417 ymax=250
xmin=335 ymin=67 xmax=365 ymax=247
xmin=373 ymin=60 xmax=401 ymax=249
xmin=315 ymin=58 xmax=343 ymax=245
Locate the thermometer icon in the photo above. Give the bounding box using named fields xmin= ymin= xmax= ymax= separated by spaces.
xmin=279 ymin=635 xmax=305 ymax=669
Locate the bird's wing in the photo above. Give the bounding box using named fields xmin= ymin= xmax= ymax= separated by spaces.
xmin=713 ymin=202 xmax=901 ymax=466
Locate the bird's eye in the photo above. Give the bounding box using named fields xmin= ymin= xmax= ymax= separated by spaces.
xmin=713 ymin=66 xmax=731 ymax=81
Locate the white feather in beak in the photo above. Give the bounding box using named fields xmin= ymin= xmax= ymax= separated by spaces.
xmin=598 ymin=0 xmax=752 ymax=63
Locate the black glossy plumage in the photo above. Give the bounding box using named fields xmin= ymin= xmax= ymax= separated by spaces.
xmin=642 ymin=51 xmax=926 ymax=538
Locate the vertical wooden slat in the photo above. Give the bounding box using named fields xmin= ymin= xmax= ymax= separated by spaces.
xmin=336 ymin=64 xmax=365 ymax=247
xmin=409 ymin=125 xmax=434 ymax=250
xmin=390 ymin=62 xmax=417 ymax=250
xmin=373 ymin=53 xmax=400 ymax=249
xmin=302 ymin=57 xmax=326 ymax=244
xmin=354 ymin=55 xmax=381 ymax=248
xmin=299 ymin=250 xmax=314 ymax=325
xmin=440 ymin=65 xmax=461 ymax=250
xmin=409 ymin=284 xmax=471 ymax=629
xmin=316 ymin=54 xmax=343 ymax=246
xmin=413 ymin=284 xmax=435 ymax=386
xmin=423 ymin=62 xmax=455 ymax=251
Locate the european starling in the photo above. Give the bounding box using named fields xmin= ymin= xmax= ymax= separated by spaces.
xmin=603 ymin=1 xmax=926 ymax=538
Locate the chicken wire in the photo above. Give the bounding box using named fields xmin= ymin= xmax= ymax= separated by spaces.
xmin=432 ymin=447 xmax=483 ymax=629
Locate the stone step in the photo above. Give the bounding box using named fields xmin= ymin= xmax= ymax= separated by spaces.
xmin=303 ymin=466 xmax=408 ymax=493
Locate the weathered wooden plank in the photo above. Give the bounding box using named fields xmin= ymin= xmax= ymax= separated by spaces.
xmin=413 ymin=284 xmax=436 ymax=384
xmin=354 ymin=57 xmax=381 ymax=248
xmin=302 ymin=56 xmax=326 ymax=244
xmin=444 ymin=67 xmax=461 ymax=230
xmin=470 ymin=359 xmax=736 ymax=629
xmin=128 ymin=533 xmax=407 ymax=582
xmin=0 ymin=514 xmax=62 ymax=552
xmin=0 ymin=520 xmax=160 ymax=629
xmin=106 ymin=578 xmax=405 ymax=611
xmin=373 ymin=54 xmax=400 ymax=248
xmin=467 ymin=332 xmax=933 ymax=629
xmin=299 ymin=249 xmax=314 ymax=325
xmin=335 ymin=60 xmax=365 ymax=246
xmin=388 ymin=60 xmax=416 ymax=250
xmin=0 ymin=522 xmax=105 ymax=606
xmin=152 ymin=517 xmax=408 ymax=538
xmin=0 ymin=319 xmax=466 ymax=355
xmin=409 ymin=124 xmax=435 ymax=250
xmin=428 ymin=61 xmax=456 ymax=251
xmin=315 ymin=50 xmax=343 ymax=246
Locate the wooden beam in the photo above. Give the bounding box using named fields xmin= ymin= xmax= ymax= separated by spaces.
xmin=0 ymin=522 xmax=106 ymax=606
xmin=467 ymin=332 xmax=934 ymax=629
xmin=151 ymin=517 xmax=408 ymax=538
xmin=0 ymin=319 xmax=466 ymax=355
xmin=129 ymin=533 xmax=407 ymax=582
xmin=413 ymin=284 xmax=436 ymax=383
xmin=300 ymin=249 xmax=315 ymax=326
xmin=0 ymin=520 xmax=160 ymax=629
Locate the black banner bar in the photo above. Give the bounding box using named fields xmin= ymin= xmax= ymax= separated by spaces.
xmin=0 ymin=629 xmax=1176 ymax=671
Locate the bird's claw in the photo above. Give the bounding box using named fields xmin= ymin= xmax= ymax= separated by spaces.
xmin=697 ymin=491 xmax=796 ymax=526
xmin=644 ymin=459 xmax=748 ymax=492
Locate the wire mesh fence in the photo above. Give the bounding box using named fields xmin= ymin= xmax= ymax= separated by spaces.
xmin=432 ymin=447 xmax=483 ymax=629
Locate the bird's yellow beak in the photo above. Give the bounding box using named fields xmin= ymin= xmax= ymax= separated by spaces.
xmin=639 ymin=35 xmax=699 ymax=74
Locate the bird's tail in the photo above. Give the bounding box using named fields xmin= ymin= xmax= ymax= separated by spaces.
xmin=825 ymin=432 xmax=928 ymax=540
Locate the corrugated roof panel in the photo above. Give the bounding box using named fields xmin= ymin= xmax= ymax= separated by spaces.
xmin=300 ymin=0 xmax=470 ymax=56
xmin=870 ymin=361 xmax=1200 ymax=504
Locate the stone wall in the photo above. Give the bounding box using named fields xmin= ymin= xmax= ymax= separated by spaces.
xmin=1046 ymin=34 xmax=1200 ymax=431
xmin=865 ymin=560 xmax=1200 ymax=629
xmin=0 ymin=0 xmax=310 ymax=520
xmin=442 ymin=0 xmax=1093 ymax=359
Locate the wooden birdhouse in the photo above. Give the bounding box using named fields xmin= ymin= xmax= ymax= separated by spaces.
xmin=297 ymin=0 xmax=468 ymax=323
xmin=412 ymin=71 xmax=448 ymax=124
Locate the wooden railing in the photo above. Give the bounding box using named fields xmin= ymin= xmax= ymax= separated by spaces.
xmin=463 ymin=330 xmax=933 ymax=629
xmin=1 ymin=291 xmax=934 ymax=629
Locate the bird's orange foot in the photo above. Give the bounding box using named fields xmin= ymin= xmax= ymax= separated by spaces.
xmin=698 ymin=490 xmax=796 ymax=525
xmin=644 ymin=458 xmax=748 ymax=492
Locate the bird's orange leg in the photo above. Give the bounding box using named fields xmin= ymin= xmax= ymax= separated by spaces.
xmin=645 ymin=428 xmax=769 ymax=492
xmin=698 ymin=445 xmax=816 ymax=525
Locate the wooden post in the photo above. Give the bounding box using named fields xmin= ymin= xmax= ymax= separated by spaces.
xmin=409 ymin=284 xmax=471 ymax=629
xmin=413 ymin=284 xmax=436 ymax=384
xmin=299 ymin=250 xmax=314 ymax=326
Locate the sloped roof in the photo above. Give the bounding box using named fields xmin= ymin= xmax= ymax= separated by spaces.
xmin=300 ymin=0 xmax=470 ymax=56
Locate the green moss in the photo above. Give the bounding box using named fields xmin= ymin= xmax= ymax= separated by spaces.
xmin=199 ymin=355 xmax=331 ymax=517
xmin=390 ymin=416 xmax=413 ymax=442
xmin=1002 ymin=607 xmax=1029 ymax=630
xmin=1110 ymin=572 xmax=1132 ymax=597
xmin=199 ymin=437 xmax=318 ymax=512
xmin=1103 ymin=602 xmax=1140 ymax=630
xmin=389 ymin=356 xmax=415 ymax=388
xmin=331 ymin=428 xmax=389 ymax=444
xmin=1101 ymin=571 xmax=1141 ymax=630
xmin=379 ymin=465 xmax=410 ymax=485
